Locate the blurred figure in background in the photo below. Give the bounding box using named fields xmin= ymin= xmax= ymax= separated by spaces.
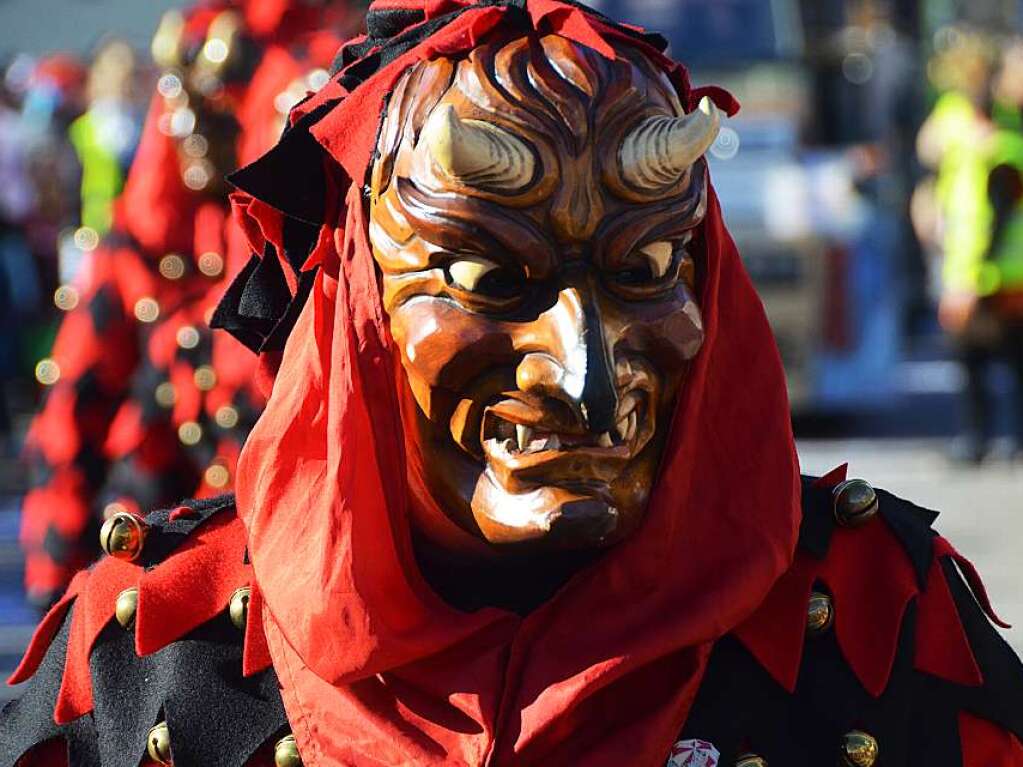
xmin=0 ymin=63 xmax=41 ymax=454
xmin=917 ymin=33 xmax=1023 ymax=463
xmin=19 ymin=0 xmax=358 ymax=609
xmin=68 ymin=39 xmax=142 ymax=239
xmin=19 ymin=55 xmax=86 ymax=304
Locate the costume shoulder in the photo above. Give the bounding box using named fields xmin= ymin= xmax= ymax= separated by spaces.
xmin=0 ymin=496 xmax=288 ymax=767
xmin=682 ymin=470 xmax=1023 ymax=766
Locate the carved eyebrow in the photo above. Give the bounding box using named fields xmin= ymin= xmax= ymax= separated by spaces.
xmin=593 ymin=187 xmax=706 ymax=267
xmin=396 ymin=178 xmax=558 ymax=276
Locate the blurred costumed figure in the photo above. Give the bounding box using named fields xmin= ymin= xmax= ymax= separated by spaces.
xmin=20 ymin=54 xmax=86 ymax=317
xmin=917 ymin=35 xmax=1023 ymax=463
xmin=0 ymin=62 xmax=42 ymax=452
xmin=19 ymin=0 xmax=358 ymax=608
xmin=67 ymin=39 xmax=142 ymax=240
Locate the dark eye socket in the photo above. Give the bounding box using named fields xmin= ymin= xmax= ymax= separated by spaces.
xmin=473 ymin=268 xmax=525 ymax=298
xmin=609 ymin=263 xmax=658 ymax=287
xmin=605 ymin=240 xmax=680 ymax=297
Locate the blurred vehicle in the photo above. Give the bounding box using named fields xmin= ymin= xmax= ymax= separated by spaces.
xmin=597 ymin=0 xmax=900 ymax=411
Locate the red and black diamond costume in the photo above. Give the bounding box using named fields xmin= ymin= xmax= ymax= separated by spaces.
xmin=4 ymin=2 xmax=1023 ymax=765
xmin=18 ymin=0 xmax=350 ymax=608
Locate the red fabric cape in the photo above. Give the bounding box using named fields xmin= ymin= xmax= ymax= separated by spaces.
xmin=233 ymin=2 xmax=801 ymax=764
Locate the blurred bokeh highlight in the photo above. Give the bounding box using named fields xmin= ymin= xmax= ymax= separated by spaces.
xmin=0 ymin=0 xmax=1021 ymax=694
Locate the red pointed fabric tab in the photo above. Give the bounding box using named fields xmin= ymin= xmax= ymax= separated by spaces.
xmin=424 ymin=0 xmax=474 ymax=18
xmin=239 ymin=196 xmax=288 ymax=283
xmin=300 ymin=222 xmax=340 ymax=273
xmin=915 ymin=554 xmax=983 ymax=686
xmin=736 ymin=510 xmax=921 ymax=699
xmin=959 ymin=711 xmax=1023 ymax=766
xmin=168 ymin=505 xmax=199 ymax=522
xmin=813 ymin=464 xmax=849 ymax=489
xmin=16 ymin=738 xmax=69 ymax=767
xmin=170 ymin=361 xmax=203 ymax=425
xmin=689 ymin=86 xmax=741 ymax=118
xmin=242 ymin=582 xmax=273 ymax=677
xmin=231 ymin=193 xmax=264 ymax=257
xmin=827 ymin=522 xmax=918 ymax=697
xmin=192 ymin=202 xmax=227 ymax=269
xmin=9 ymin=570 xmax=88 ymax=685
xmin=135 ymin=514 xmax=248 ymax=657
xmin=55 ymin=558 xmax=140 ymax=724
xmin=935 ymin=537 xmax=1012 ymax=629
xmin=734 ymin=557 xmax=817 ymax=692
xmin=422 ymin=5 xmax=506 ymax=56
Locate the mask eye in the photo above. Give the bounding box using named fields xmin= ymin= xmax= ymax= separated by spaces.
xmin=446 ymin=257 xmax=525 ymax=301
xmin=606 ymin=240 xmax=680 ymax=297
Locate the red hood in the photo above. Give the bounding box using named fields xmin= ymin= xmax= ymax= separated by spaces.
xmin=228 ymin=2 xmax=800 ymax=764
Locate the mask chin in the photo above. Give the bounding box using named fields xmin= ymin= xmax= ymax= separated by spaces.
xmin=470 ymin=470 xmax=620 ymax=551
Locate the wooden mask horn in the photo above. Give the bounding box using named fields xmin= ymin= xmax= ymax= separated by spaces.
xmin=619 ymin=96 xmax=722 ymax=190
xmin=419 ymin=105 xmax=536 ymax=192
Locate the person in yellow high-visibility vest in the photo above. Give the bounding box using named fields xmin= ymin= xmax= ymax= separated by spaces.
xmin=933 ymin=43 xmax=1023 ymax=462
xmin=67 ymin=40 xmax=140 ymax=238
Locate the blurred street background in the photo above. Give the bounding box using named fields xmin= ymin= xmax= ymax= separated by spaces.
xmin=0 ymin=0 xmax=1021 ymax=700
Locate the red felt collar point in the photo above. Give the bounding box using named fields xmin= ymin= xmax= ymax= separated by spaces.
xmin=36 ymin=508 xmax=250 ymax=725
xmin=736 ymin=506 xmax=995 ymax=703
xmin=733 ymin=561 xmax=816 ymax=693
xmin=828 ymin=522 xmax=919 ymax=697
xmin=242 ymin=582 xmax=274 ymax=676
xmin=915 ymin=553 xmax=983 ymax=687
xmin=8 ymin=571 xmax=89 ymax=686
xmin=959 ymin=711 xmax=1023 ymax=766
xmin=937 ymin=538 xmax=1012 ymax=629
xmin=54 ymin=557 xmax=140 ymax=724
xmin=813 ymin=463 xmax=849 ymax=489
xmin=135 ymin=514 xmax=249 ymax=657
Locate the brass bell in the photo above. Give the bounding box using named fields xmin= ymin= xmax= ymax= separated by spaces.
xmin=229 ymin=586 xmax=251 ymax=630
xmin=736 ymin=755 xmax=767 ymax=767
xmin=841 ymin=731 xmax=878 ymax=767
xmin=806 ymin=591 xmax=835 ymax=636
xmin=147 ymin=721 xmax=173 ymax=765
xmin=832 ymin=479 xmax=879 ymax=528
xmin=275 ymin=733 xmax=303 ymax=767
xmin=115 ymin=587 xmax=139 ymax=629
xmin=99 ymin=512 xmax=148 ymax=561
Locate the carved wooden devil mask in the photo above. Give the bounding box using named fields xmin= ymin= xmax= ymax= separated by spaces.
xmin=368 ymin=33 xmax=720 ymax=552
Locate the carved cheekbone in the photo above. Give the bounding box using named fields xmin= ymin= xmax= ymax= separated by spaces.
xmin=619 ymin=96 xmax=721 ymax=190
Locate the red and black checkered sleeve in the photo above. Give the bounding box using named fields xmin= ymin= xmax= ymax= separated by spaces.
xmin=20 ymin=246 xmax=141 ymax=608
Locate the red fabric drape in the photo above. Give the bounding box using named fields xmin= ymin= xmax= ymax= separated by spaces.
xmin=234 ymin=3 xmax=801 ymax=765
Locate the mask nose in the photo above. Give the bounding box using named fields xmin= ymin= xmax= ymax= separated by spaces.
xmin=515 ymin=286 xmax=618 ymax=433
